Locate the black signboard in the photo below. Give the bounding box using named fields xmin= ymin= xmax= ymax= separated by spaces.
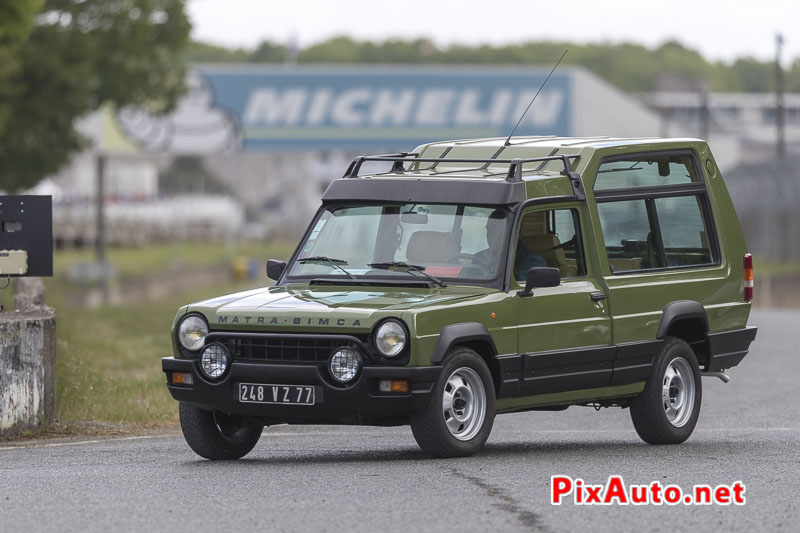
xmin=0 ymin=195 xmax=53 ymax=277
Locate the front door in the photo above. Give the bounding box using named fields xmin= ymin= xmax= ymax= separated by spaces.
xmin=511 ymin=204 xmax=613 ymax=397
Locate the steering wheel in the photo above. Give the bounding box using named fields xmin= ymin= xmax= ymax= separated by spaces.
xmin=446 ymin=253 xmax=492 ymax=269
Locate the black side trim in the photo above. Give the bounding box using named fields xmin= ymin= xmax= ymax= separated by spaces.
xmin=496 ymin=354 xmax=522 ymax=398
xmin=322 ymin=178 xmax=526 ymax=206
xmin=609 ymin=339 xmax=663 ymax=386
xmin=431 ymin=323 xmax=498 ymax=364
xmin=520 ymin=345 xmax=615 ymax=396
xmin=706 ymin=326 xmax=757 ymax=371
xmin=657 ymin=301 xmax=708 ymax=339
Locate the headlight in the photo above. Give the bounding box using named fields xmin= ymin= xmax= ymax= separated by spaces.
xmin=200 ymin=344 xmax=229 ymax=380
xmin=375 ymin=320 xmax=406 ymax=357
xmin=178 ymin=315 xmax=209 ymax=351
xmin=329 ymin=348 xmax=361 ymax=383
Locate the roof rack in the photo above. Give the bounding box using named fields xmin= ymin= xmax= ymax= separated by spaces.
xmin=342 ymin=152 xmax=585 ymax=199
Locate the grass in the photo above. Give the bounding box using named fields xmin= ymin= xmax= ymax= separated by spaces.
xmin=52 ymin=280 xmax=266 ymax=424
xmin=53 ymin=241 xmax=295 ymax=279
xmin=39 ymin=240 xmax=295 ymax=426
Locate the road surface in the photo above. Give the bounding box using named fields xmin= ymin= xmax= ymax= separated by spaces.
xmin=1 ymin=309 xmax=797 ymax=532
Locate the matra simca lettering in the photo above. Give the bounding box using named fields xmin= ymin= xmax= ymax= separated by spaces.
xmin=216 ymin=315 xmax=362 ymax=327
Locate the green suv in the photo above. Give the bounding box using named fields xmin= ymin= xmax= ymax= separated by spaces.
xmin=163 ymin=136 xmax=757 ymax=459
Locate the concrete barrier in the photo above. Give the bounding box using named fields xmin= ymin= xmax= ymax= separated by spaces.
xmin=0 ymin=280 xmax=56 ymax=437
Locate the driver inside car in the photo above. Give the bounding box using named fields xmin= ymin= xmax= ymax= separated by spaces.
xmin=473 ymin=209 xmax=547 ymax=279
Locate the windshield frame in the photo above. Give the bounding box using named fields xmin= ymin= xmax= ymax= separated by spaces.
xmin=280 ymin=202 xmax=514 ymax=290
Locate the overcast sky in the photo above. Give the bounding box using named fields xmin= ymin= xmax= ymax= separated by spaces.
xmin=188 ymin=0 xmax=798 ymax=64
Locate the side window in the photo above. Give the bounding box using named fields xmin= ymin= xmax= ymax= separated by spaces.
xmin=594 ymin=151 xmax=718 ymax=274
xmin=597 ymin=200 xmax=663 ymax=271
xmin=655 ymin=196 xmax=712 ymax=266
xmin=514 ymin=208 xmax=585 ymax=282
xmin=597 ymin=195 xmax=715 ymax=272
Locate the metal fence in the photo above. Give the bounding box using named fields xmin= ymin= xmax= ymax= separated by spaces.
xmin=53 ymin=194 xmax=245 ymax=248
xmin=724 ymin=155 xmax=800 ymax=262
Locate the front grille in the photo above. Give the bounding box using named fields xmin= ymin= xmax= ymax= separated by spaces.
xmin=216 ymin=335 xmax=363 ymax=364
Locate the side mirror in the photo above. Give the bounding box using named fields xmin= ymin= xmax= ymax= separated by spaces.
xmin=517 ymin=267 xmax=560 ymax=298
xmin=266 ymin=259 xmax=287 ymax=282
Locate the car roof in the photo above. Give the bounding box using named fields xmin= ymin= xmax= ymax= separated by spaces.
xmin=321 ymin=136 xmax=707 ymax=206
xmin=411 ymin=136 xmax=704 ymax=177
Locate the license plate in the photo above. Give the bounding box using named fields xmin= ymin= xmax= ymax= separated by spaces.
xmin=238 ymin=383 xmax=315 ymax=405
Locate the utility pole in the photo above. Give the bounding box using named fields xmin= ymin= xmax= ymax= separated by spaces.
xmin=95 ymin=153 xmax=106 ymax=263
xmin=776 ymin=33 xmax=786 ymax=158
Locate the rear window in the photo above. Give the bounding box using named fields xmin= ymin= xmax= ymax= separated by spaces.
xmin=594 ymin=154 xmax=700 ymax=190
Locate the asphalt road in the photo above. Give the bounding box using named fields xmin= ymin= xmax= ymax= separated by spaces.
xmin=1 ymin=309 xmax=797 ymax=532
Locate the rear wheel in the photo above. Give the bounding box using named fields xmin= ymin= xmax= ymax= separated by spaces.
xmin=179 ymin=403 xmax=263 ymax=460
xmin=629 ymin=337 xmax=702 ymax=444
xmin=410 ymin=347 xmax=495 ymax=457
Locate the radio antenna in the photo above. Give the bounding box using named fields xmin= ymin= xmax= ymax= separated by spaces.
xmin=504 ymin=49 xmax=568 ymax=146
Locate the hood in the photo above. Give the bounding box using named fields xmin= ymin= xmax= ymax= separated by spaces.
xmin=187 ymin=283 xmax=492 ymax=331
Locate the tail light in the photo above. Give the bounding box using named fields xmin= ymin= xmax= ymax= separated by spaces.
xmin=743 ymin=253 xmax=753 ymax=302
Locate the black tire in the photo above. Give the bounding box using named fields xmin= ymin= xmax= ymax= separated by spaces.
xmin=179 ymin=403 xmax=264 ymax=460
xmin=410 ymin=347 xmax=496 ymax=458
xmin=629 ymin=337 xmax=702 ymax=445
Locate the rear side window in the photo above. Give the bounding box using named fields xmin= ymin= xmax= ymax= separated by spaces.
xmin=594 ymin=151 xmax=717 ymax=273
xmin=597 ymin=200 xmax=662 ymax=271
xmin=655 ymin=196 xmax=712 ymax=266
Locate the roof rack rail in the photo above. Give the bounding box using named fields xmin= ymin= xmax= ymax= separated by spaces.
xmin=342 ymin=153 xmax=582 ymax=184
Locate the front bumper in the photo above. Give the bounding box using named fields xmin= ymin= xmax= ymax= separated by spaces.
xmin=162 ymin=357 xmax=440 ymax=424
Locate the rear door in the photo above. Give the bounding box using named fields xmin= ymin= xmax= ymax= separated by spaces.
xmin=590 ymin=151 xmax=724 ymax=385
xmin=511 ymin=203 xmax=613 ymax=398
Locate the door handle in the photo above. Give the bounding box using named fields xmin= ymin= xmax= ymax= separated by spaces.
xmin=589 ymin=291 xmax=606 ymax=302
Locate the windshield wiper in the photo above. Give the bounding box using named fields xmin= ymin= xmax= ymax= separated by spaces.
xmin=297 ymin=256 xmax=355 ymax=279
xmin=368 ymin=261 xmax=447 ymax=287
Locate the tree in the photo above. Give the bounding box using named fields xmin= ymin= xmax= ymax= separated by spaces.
xmin=187 ymin=40 xmax=250 ymax=63
xmin=193 ymin=35 xmax=799 ymax=96
xmin=0 ymin=0 xmax=191 ymax=193
xmin=0 ymin=0 xmax=40 ymax=134
xmin=250 ymin=40 xmax=287 ymax=63
xmin=730 ymin=57 xmax=774 ymax=92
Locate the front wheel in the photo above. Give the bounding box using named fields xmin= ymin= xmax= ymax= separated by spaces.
xmin=410 ymin=347 xmax=496 ymax=457
xmin=629 ymin=337 xmax=702 ymax=445
xmin=179 ymin=403 xmax=264 ymax=460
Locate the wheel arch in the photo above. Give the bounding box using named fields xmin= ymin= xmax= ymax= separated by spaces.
xmin=432 ymin=323 xmax=500 ymax=394
xmin=657 ymin=301 xmax=710 ymax=367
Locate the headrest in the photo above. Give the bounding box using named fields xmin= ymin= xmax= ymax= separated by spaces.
xmin=520 ymin=212 xmax=547 ymax=237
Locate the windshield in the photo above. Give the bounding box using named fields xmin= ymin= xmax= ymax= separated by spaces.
xmin=287 ymin=203 xmax=510 ymax=283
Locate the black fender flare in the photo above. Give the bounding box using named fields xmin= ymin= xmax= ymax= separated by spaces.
xmin=657 ymin=300 xmax=709 ymax=339
xmin=431 ymin=322 xmax=498 ymax=364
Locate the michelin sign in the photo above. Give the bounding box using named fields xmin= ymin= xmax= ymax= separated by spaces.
xmin=116 ymin=66 xmax=571 ymax=153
